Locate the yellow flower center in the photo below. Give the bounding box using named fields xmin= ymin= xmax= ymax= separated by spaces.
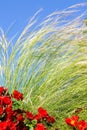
xmin=71 ymin=120 xmax=75 ymax=125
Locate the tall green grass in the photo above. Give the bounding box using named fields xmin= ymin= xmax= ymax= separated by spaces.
xmin=0 ymin=3 xmax=87 ymax=129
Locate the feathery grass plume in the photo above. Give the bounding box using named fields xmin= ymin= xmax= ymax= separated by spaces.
xmin=0 ymin=3 xmax=87 ymax=129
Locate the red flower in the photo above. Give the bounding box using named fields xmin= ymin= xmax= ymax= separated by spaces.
xmin=17 ymin=114 xmax=24 ymax=122
xmin=13 ymin=90 xmax=23 ymax=100
xmin=34 ymin=114 xmax=41 ymax=121
xmin=34 ymin=123 xmax=46 ymax=130
xmin=38 ymin=107 xmax=48 ymax=118
xmin=46 ymin=116 xmax=55 ymax=124
xmin=77 ymin=120 xmax=86 ymax=130
xmin=0 ymin=96 xmax=12 ymax=106
xmin=0 ymin=121 xmax=17 ymax=130
xmin=0 ymin=87 xmax=5 ymax=94
xmin=0 ymin=96 xmax=3 ymax=105
xmin=65 ymin=115 xmax=79 ymax=127
xmin=3 ymin=96 xmax=12 ymax=105
xmin=5 ymin=105 xmax=12 ymax=113
xmin=80 ymin=121 xmax=87 ymax=130
xmin=0 ymin=86 xmax=7 ymax=95
xmin=10 ymin=122 xmax=17 ymax=130
xmin=0 ymin=107 xmax=4 ymax=115
xmin=26 ymin=112 xmax=34 ymax=120
xmin=0 ymin=121 xmax=7 ymax=130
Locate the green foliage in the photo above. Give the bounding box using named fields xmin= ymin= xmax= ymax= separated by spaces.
xmin=12 ymin=98 xmax=23 ymax=110
xmin=0 ymin=3 xmax=87 ymax=129
xmin=24 ymin=119 xmax=37 ymax=130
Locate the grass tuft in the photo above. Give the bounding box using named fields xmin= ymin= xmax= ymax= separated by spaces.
xmin=0 ymin=3 xmax=87 ymax=129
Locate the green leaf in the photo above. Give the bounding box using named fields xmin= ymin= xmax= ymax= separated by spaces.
xmin=31 ymin=120 xmax=37 ymax=125
xmin=30 ymin=126 xmax=34 ymax=130
xmin=12 ymin=98 xmax=22 ymax=110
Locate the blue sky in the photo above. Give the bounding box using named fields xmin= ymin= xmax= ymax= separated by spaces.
xmin=0 ymin=0 xmax=87 ymax=39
